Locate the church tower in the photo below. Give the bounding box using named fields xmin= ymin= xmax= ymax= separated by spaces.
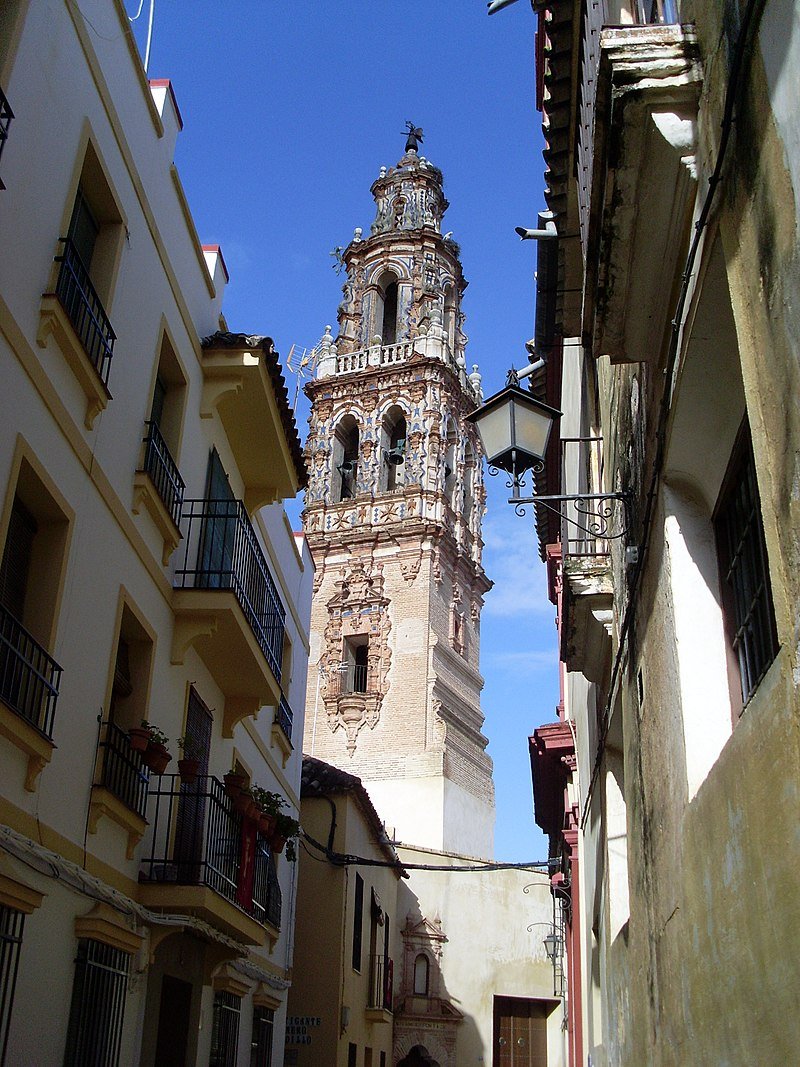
xmin=302 ymin=132 xmax=494 ymax=857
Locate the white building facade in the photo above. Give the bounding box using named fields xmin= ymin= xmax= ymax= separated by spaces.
xmin=0 ymin=2 xmax=311 ymax=1064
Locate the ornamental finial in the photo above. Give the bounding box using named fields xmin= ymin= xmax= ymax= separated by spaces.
xmin=403 ymin=121 xmax=424 ymax=153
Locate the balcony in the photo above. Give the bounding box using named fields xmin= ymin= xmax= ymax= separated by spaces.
xmin=200 ymin=334 xmax=304 ymax=510
xmin=88 ymin=721 xmax=149 ymax=860
xmin=0 ymin=85 xmax=13 ymax=189
xmin=171 ymin=499 xmax=284 ymax=736
xmin=138 ymin=774 xmax=281 ymax=946
xmin=133 ymin=421 xmax=185 ymax=564
xmin=0 ymin=604 xmax=60 ymax=790
xmin=37 ymin=237 xmax=115 ymax=428
xmin=366 ymin=954 xmax=394 ymax=1024
xmin=271 ymin=692 xmax=294 ymax=766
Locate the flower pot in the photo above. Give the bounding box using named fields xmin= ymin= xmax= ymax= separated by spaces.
xmin=143 ymin=742 xmax=171 ymax=775
xmin=270 ymin=834 xmax=287 ymax=855
xmin=128 ymin=726 xmax=151 ymax=752
xmin=224 ymin=772 xmax=246 ymax=800
xmin=258 ymin=813 xmax=277 ymax=838
xmin=178 ymin=758 xmax=200 ymax=785
xmin=244 ymin=798 xmax=259 ymax=821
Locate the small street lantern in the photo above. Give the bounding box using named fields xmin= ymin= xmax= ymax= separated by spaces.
xmin=465 ymin=382 xmax=561 ymax=493
xmin=543 ymin=930 xmax=561 ymax=962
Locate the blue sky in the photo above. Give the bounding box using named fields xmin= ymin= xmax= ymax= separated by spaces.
xmin=132 ymin=0 xmax=557 ymax=862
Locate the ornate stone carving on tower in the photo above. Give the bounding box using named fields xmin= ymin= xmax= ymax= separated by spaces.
xmin=303 ymin=133 xmax=494 ymax=857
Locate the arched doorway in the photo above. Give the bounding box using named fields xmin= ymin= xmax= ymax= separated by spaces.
xmin=398 ymin=1046 xmax=440 ymax=1067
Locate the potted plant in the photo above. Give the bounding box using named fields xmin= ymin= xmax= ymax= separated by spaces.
xmin=223 ymin=770 xmax=247 ymax=802
xmin=141 ymin=724 xmax=171 ymax=775
xmin=271 ymin=812 xmax=301 ymax=862
xmin=251 ymin=787 xmax=284 ymax=838
xmin=128 ymin=720 xmax=152 ymax=752
xmin=176 ymin=737 xmax=201 ymax=784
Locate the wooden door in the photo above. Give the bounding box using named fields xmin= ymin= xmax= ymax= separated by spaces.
xmin=494 ymin=997 xmax=549 ymax=1067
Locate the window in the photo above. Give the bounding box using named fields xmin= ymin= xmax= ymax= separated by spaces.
xmin=382 ymin=281 xmax=398 ymax=345
xmin=343 ymin=637 xmax=369 ymax=694
xmin=443 ymin=418 xmax=457 ymax=507
xmin=139 ymin=330 xmax=187 ymax=530
xmin=63 ymin=939 xmax=130 ymax=1066
xmin=463 ymin=443 xmax=475 ymax=521
xmin=209 ymin=991 xmax=241 ymax=1067
xmin=348 ymin=1044 xmax=357 ymax=1067
xmin=714 ymin=426 xmax=779 ymax=710
xmin=250 ymin=1005 xmax=274 ymax=1067
xmin=443 ymin=284 xmax=457 ymax=355
xmin=413 ymin=953 xmax=429 ymax=996
xmin=352 ymin=873 xmax=364 ymax=972
xmin=55 ymin=145 xmax=124 ymax=387
xmin=0 ymin=906 xmax=24 ymax=1066
xmin=0 ymin=453 xmax=71 ymax=739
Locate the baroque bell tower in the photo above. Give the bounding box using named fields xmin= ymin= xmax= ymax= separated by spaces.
xmin=303 ymin=130 xmax=494 ymax=857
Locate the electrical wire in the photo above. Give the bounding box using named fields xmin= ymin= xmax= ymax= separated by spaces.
xmin=302 ymin=830 xmax=549 ymax=873
xmin=578 ymin=0 xmax=769 ymax=830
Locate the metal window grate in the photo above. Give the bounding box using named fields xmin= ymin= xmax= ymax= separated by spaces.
xmin=275 ymin=692 xmax=293 ymax=743
xmin=0 ymin=602 xmax=61 ymax=738
xmin=54 ymin=237 xmax=115 ymax=386
xmin=0 ymin=907 xmax=24 ymax=1067
xmin=368 ymin=954 xmax=393 ymax=1011
xmin=715 ymin=435 xmax=779 ymax=706
xmin=250 ymin=1006 xmax=274 ymax=1067
xmin=63 ymin=939 xmax=129 ymax=1067
xmin=174 ymin=499 xmax=286 ymax=681
xmin=99 ymin=721 xmax=149 ymax=818
xmin=141 ymin=421 xmax=185 ymax=529
xmin=210 ymin=991 xmax=240 ymax=1067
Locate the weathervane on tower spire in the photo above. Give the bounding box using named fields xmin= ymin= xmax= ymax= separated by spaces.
xmin=403 ymin=121 xmax=424 ymax=153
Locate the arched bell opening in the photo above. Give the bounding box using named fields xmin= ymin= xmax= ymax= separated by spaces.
xmin=333 ymin=415 xmax=360 ymax=502
xmin=382 ymin=405 xmax=407 ymax=492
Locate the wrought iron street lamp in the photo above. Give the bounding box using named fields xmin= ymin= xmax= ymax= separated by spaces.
xmin=466 ymin=365 xmax=630 ymax=540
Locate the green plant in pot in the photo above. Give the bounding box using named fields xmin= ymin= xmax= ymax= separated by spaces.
xmin=272 ymin=811 xmax=301 ymax=862
xmin=251 ymin=787 xmax=284 ymax=837
xmin=176 ymin=737 xmax=201 ymax=784
xmin=140 ymin=722 xmax=171 ymax=775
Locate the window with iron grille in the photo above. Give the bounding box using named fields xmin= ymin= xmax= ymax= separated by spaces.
xmin=0 ymin=906 xmax=25 ymax=1067
xmin=352 ymin=873 xmax=364 ymax=972
xmin=250 ymin=1005 xmax=274 ymax=1067
xmin=714 ymin=426 xmax=779 ymax=710
xmin=210 ymin=991 xmax=240 ymax=1067
xmin=63 ymin=939 xmax=129 ymax=1067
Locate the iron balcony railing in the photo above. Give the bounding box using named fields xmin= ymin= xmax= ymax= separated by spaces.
xmin=0 ymin=603 xmax=61 ymax=739
xmin=54 ymin=236 xmax=115 ymax=386
xmin=558 ymin=437 xmax=611 ymax=559
xmin=368 ymin=954 xmax=393 ymax=1012
xmin=174 ymin=499 xmax=286 ymax=681
xmin=0 ymin=85 xmax=13 ymax=184
xmin=140 ymin=774 xmax=282 ymax=929
xmin=634 ymin=0 xmax=679 ymax=24
xmin=98 ymin=721 xmax=148 ymax=819
xmin=275 ymin=692 xmax=293 ymax=743
xmin=329 ymin=662 xmax=371 ymax=697
xmin=141 ymin=420 xmax=185 ymax=529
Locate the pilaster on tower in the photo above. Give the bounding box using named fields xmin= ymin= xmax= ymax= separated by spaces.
xmin=302 ymin=136 xmax=495 ymax=858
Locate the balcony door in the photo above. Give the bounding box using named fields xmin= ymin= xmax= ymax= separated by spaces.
xmin=173 ymin=688 xmax=212 ymax=881
xmin=198 ymin=450 xmax=236 ymax=589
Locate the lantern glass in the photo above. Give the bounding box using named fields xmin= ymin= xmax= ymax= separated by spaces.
xmin=543 ymin=932 xmax=559 ymax=961
xmin=467 ymin=385 xmax=561 ymax=475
